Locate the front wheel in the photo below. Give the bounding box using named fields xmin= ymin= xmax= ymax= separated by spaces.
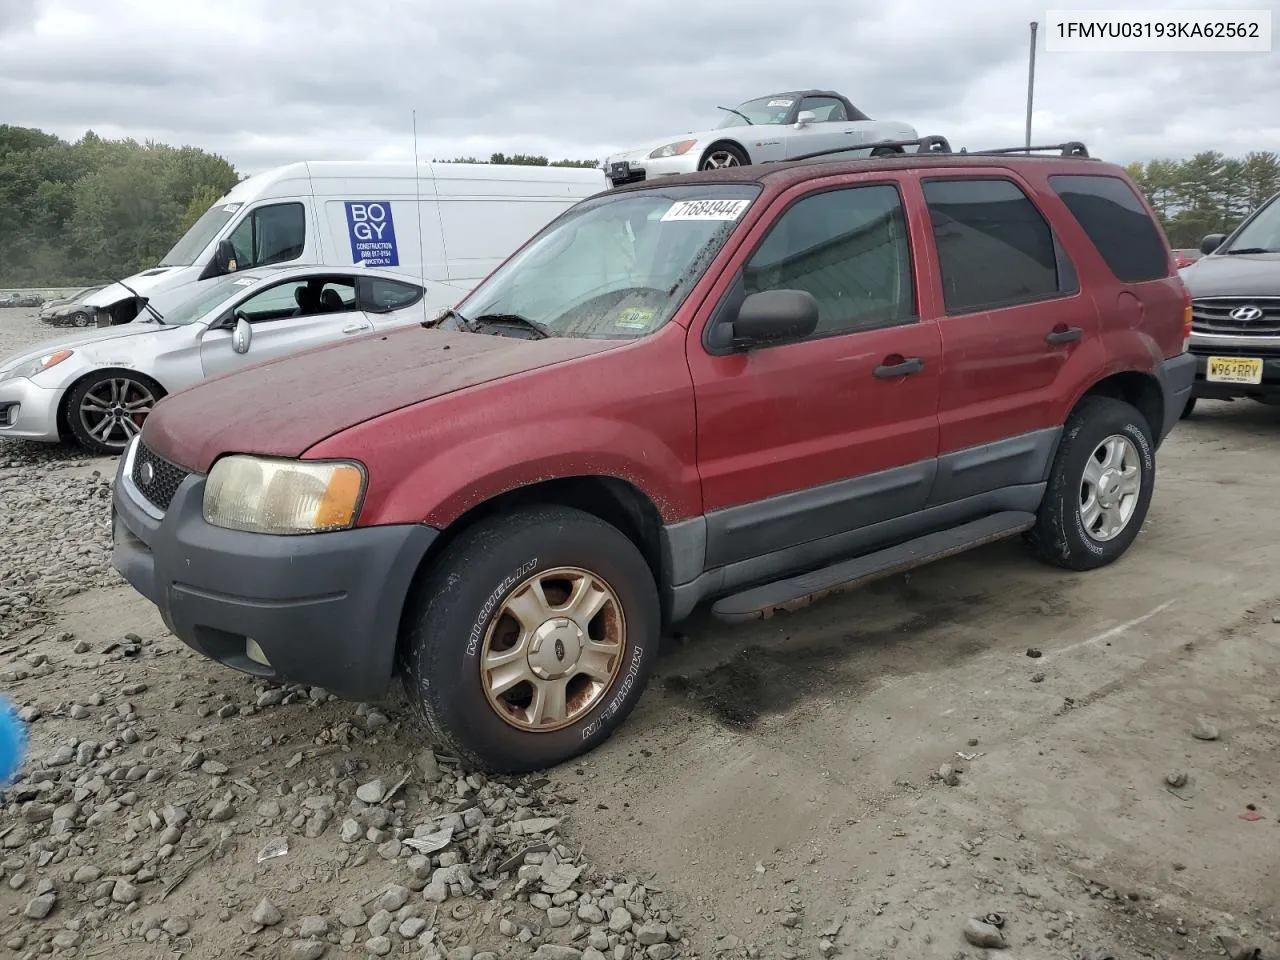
xmin=65 ymin=371 xmax=163 ymax=455
xmin=1026 ymin=396 xmax=1155 ymax=571
xmin=399 ymin=505 xmax=660 ymax=773
xmin=700 ymin=143 xmax=748 ymax=170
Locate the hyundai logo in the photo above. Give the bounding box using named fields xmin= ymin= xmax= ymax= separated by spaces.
xmin=138 ymin=462 xmax=154 ymax=485
xmin=1230 ymin=305 xmax=1264 ymax=322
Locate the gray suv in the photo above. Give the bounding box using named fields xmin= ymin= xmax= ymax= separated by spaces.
xmin=1179 ymin=190 xmax=1280 ymax=417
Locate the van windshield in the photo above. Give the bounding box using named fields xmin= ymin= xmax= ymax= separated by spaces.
xmin=155 ymin=274 xmax=259 ymax=325
xmin=456 ymin=184 xmax=762 ymax=340
xmin=159 ymin=202 xmax=242 ymax=267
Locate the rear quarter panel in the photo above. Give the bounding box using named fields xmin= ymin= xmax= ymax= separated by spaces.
xmin=1017 ymin=163 xmax=1184 ymax=422
xmin=302 ymin=323 xmax=701 ymax=527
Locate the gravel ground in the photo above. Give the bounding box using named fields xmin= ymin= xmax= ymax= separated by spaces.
xmin=3 ymin=305 xmax=1280 ymax=960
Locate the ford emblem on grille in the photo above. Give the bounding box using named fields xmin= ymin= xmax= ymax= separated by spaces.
xmin=138 ymin=462 xmax=154 ymax=485
xmin=1230 ymin=305 xmax=1264 ymax=322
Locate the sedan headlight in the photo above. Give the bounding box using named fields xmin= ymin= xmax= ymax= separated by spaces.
xmin=203 ymin=455 xmax=366 ymax=534
xmin=648 ymin=139 xmax=697 ymax=159
xmin=0 ymin=350 xmax=73 ymax=383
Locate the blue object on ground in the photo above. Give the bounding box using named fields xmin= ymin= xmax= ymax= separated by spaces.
xmin=0 ymin=695 xmax=27 ymax=786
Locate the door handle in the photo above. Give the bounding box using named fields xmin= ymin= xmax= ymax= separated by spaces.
xmin=873 ymin=356 xmax=924 ymax=378
xmin=342 ymin=323 xmax=367 ymax=335
xmin=1045 ymin=326 xmax=1082 ymax=345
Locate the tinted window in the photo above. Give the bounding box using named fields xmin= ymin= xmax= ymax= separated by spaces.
xmin=226 ymin=203 xmax=306 ymax=270
xmin=363 ymin=277 xmax=423 ymax=312
xmin=922 ymin=178 xmax=1065 ymax=313
xmin=1049 ymin=175 xmax=1169 ymax=283
xmin=743 ymin=184 xmax=914 ymax=336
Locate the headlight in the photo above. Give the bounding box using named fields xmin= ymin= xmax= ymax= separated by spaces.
xmin=648 ymin=139 xmax=697 ymax=159
xmin=203 ymin=455 xmax=366 ymax=534
xmin=0 ymin=350 xmax=73 ymax=383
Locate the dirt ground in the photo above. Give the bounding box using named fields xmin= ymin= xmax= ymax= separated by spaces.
xmin=2 ymin=305 xmax=1280 ymax=960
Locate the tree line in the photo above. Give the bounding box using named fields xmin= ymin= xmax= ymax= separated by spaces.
xmin=1124 ymin=151 xmax=1280 ymax=249
xmin=0 ymin=125 xmax=240 ymax=287
xmin=3 ymin=124 xmax=1277 ymax=286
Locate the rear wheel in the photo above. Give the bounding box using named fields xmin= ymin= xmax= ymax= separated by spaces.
xmin=399 ymin=505 xmax=660 ymax=773
xmin=700 ymin=143 xmax=748 ymax=170
xmin=1027 ymin=396 xmax=1155 ymax=571
xmin=65 ymin=371 xmax=163 ymax=455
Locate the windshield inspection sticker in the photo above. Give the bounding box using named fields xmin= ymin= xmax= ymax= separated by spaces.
xmin=767 ymin=99 xmax=794 ymax=107
xmin=661 ymin=199 xmax=750 ymax=222
xmin=614 ymin=308 xmax=653 ymax=330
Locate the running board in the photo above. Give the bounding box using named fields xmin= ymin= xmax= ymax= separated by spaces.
xmin=710 ymin=511 xmax=1037 ymax=623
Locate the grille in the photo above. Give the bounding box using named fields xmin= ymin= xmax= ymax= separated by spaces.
xmin=1191 ymin=297 xmax=1280 ymax=335
xmin=131 ymin=442 xmax=190 ymax=511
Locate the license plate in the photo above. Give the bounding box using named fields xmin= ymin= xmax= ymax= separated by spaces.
xmin=1206 ymin=356 xmax=1263 ymax=384
xmin=610 ymin=163 xmax=629 ymax=177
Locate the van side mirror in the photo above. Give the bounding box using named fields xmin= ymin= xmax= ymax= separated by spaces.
xmin=1200 ymin=233 xmax=1226 ymax=255
xmin=232 ymin=317 xmax=252 ymax=354
xmin=795 ymin=110 xmax=817 ymax=127
xmin=212 ymin=239 xmax=239 ymax=276
xmin=732 ymin=290 xmax=819 ymax=349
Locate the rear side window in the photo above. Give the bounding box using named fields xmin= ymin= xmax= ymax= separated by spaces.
xmin=361 ymin=277 xmax=423 ymax=312
xmin=1048 ymin=174 xmax=1169 ymax=283
xmin=922 ymin=178 xmax=1072 ymax=314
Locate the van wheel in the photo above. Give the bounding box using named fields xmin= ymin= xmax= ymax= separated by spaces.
xmin=399 ymin=505 xmax=660 ymax=773
xmin=1027 ymin=396 xmax=1155 ymax=571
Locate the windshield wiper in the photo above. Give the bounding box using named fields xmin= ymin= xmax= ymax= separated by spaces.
xmin=1224 ymin=247 xmax=1277 ymax=255
xmin=114 ymin=278 xmax=166 ymax=324
xmin=469 ymin=313 xmax=551 ymax=339
xmin=716 ymin=105 xmax=753 ymax=125
xmin=423 ymin=307 xmax=474 ymax=331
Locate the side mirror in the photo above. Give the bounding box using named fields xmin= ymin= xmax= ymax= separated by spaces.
xmin=1200 ymin=233 xmax=1226 ymax=255
xmin=732 ymin=290 xmax=819 ymax=348
xmin=213 ymin=239 xmax=239 ymax=275
xmin=232 ymin=317 xmax=252 ymax=354
xmin=795 ymin=110 xmax=817 ymax=127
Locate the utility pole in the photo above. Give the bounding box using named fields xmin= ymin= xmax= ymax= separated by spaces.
xmin=1025 ymin=21 xmax=1038 ymax=151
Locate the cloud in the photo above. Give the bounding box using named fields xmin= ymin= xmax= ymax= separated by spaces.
xmin=0 ymin=0 xmax=1276 ymax=175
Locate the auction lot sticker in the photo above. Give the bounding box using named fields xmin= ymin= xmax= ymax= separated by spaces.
xmin=661 ymin=199 xmax=751 ymax=222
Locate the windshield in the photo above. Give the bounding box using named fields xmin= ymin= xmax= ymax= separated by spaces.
xmin=1223 ymin=194 xmax=1280 ymax=253
xmin=155 ymin=274 xmax=260 ymax=325
xmin=159 ymin=201 xmax=242 ymax=267
xmin=716 ymin=96 xmax=796 ymax=128
xmin=456 ymin=184 xmax=763 ymax=340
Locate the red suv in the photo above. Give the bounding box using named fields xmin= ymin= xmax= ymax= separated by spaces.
xmin=111 ymin=140 xmax=1195 ymax=772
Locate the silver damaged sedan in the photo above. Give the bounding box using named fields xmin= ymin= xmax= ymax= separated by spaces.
xmin=0 ymin=265 xmax=453 ymax=455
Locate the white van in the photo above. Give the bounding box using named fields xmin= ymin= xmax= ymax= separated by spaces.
xmin=86 ymin=161 xmax=608 ymax=323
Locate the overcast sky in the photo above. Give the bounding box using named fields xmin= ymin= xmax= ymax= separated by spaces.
xmin=1 ymin=0 xmax=1276 ymax=176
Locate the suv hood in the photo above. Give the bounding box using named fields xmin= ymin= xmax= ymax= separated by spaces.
xmin=0 ymin=321 xmax=167 ymax=376
xmin=142 ymin=327 xmax=622 ymax=473
xmin=1181 ymin=252 xmax=1280 ymax=297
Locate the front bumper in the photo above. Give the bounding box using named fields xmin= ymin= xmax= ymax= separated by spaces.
xmin=605 ymin=154 xmax=697 ymax=187
xmin=0 ymin=377 xmax=63 ymax=442
xmin=110 ymin=439 xmax=439 ymax=702
xmin=1187 ymin=334 xmax=1280 ymax=401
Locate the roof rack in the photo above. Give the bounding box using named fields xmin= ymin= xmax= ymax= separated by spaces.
xmin=770 ymin=136 xmax=1092 ymax=166
xmin=778 ymin=135 xmax=954 ymax=164
xmin=960 ymin=141 xmax=1091 ymax=158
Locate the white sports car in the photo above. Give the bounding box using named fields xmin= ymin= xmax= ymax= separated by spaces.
xmin=0 ymin=264 xmax=452 ymax=455
xmin=602 ymin=89 xmax=918 ymax=188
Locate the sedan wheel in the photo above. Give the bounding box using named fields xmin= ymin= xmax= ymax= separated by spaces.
xmin=67 ymin=373 xmax=161 ymax=455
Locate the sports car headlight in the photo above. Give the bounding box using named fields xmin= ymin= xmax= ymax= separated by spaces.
xmin=648 ymin=139 xmax=697 ymax=159
xmin=202 ymin=455 xmax=366 ymax=534
xmin=0 ymin=349 xmax=73 ymax=383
